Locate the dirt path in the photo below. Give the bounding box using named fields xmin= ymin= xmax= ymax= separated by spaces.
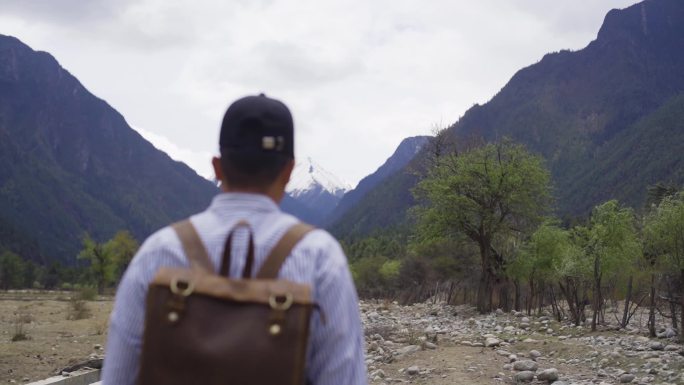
xmin=370 ymin=340 xmax=603 ymax=384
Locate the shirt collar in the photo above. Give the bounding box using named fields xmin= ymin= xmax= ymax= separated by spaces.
xmin=208 ymin=192 xmax=281 ymax=213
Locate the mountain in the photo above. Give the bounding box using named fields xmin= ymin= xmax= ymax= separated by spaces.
xmin=326 ymin=136 xmax=430 ymax=230
xmin=0 ymin=34 xmax=218 ymax=263
xmin=282 ymin=157 xmax=350 ymax=225
xmin=331 ymin=0 xmax=684 ymax=239
xmin=280 ymin=194 xmax=320 ymax=225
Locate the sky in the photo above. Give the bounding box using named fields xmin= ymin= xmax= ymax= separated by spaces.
xmin=0 ymin=0 xmax=639 ymax=187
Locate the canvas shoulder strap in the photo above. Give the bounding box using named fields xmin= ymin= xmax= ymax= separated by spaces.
xmin=256 ymin=223 xmax=315 ymax=279
xmin=171 ymin=219 xmax=214 ymax=272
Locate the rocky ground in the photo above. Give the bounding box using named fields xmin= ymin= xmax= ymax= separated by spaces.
xmin=361 ymin=300 xmax=684 ymax=384
xmin=2 ymin=291 xmax=683 ymax=384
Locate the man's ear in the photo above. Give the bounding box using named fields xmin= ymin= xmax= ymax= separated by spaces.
xmin=281 ymin=158 xmax=295 ymax=186
xmin=212 ymin=156 xmax=224 ymax=184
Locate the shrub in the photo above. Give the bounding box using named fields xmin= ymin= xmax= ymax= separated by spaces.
xmin=11 ymin=309 xmax=32 ymax=342
xmin=67 ymin=297 xmax=91 ymax=320
xmin=78 ymin=285 xmax=97 ymax=301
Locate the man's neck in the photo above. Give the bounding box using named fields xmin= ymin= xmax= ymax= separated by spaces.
xmin=221 ymin=185 xmax=284 ymax=204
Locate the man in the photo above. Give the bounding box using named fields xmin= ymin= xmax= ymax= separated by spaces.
xmin=102 ymin=94 xmax=368 ymax=384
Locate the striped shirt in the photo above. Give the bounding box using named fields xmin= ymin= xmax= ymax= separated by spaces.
xmin=102 ymin=193 xmax=368 ymax=385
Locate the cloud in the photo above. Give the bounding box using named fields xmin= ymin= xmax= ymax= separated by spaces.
xmin=134 ymin=126 xmax=215 ymax=180
xmin=0 ymin=0 xmax=640 ymax=185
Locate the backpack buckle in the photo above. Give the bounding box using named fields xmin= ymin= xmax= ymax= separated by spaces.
xmin=268 ymin=293 xmax=293 ymax=336
xmin=167 ymin=277 xmax=195 ymax=324
xmin=170 ymin=277 xmax=195 ymax=297
xmin=269 ymin=293 xmax=293 ymax=311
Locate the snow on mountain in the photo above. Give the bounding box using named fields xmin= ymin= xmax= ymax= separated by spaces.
xmin=286 ymin=157 xmax=351 ymax=198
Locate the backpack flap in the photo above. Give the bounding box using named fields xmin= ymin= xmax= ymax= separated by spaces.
xmin=138 ymin=220 xmax=317 ymax=385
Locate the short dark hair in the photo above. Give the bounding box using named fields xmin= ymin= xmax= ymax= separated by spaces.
xmin=220 ymin=150 xmax=291 ymax=189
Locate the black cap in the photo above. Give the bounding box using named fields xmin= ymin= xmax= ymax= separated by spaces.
xmin=219 ymin=94 xmax=294 ymax=158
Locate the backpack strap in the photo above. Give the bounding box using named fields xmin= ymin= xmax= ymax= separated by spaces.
xmin=172 ymin=220 xmax=214 ymax=272
xmin=219 ymin=221 xmax=255 ymax=278
xmin=256 ymin=223 xmax=315 ymax=279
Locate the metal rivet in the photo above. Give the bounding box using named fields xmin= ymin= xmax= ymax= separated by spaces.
xmin=269 ymin=324 xmax=281 ymax=336
xmin=168 ymin=311 xmax=179 ymax=323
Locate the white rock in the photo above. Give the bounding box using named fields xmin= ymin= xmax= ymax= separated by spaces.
xmin=513 ymin=360 xmax=539 ymax=372
xmin=515 ymin=371 xmax=535 ymax=382
xmin=396 ymin=345 xmax=421 ymax=357
xmin=537 ymin=368 xmax=559 ymax=382
xmin=423 ymin=341 xmax=437 ymax=350
xmin=650 ymin=342 xmax=665 ymax=351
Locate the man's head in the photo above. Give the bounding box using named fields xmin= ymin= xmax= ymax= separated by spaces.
xmin=212 ymin=94 xmax=295 ymax=200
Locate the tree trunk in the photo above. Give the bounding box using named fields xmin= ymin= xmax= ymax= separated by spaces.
xmin=559 ymin=280 xmax=580 ymax=326
xmin=537 ymin=283 xmax=544 ymax=316
xmin=549 ymin=285 xmax=562 ymax=322
xmin=649 ymin=274 xmax=657 ymax=338
xmin=514 ymin=280 xmax=521 ymax=312
xmin=476 ymin=238 xmax=493 ymax=313
xmin=592 ymin=256 xmax=602 ymax=332
xmin=527 ymin=278 xmax=534 ymax=315
xmin=680 ymin=269 xmax=684 ymax=343
xmin=621 ymin=276 xmax=633 ymax=328
xmin=669 ymin=280 xmax=679 ymax=330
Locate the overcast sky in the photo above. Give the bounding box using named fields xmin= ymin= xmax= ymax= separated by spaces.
xmin=0 ymin=0 xmax=638 ymax=187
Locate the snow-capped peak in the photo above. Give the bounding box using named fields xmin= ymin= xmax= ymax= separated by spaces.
xmin=287 ymin=157 xmax=351 ymax=198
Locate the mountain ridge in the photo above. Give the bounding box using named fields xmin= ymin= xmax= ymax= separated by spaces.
xmin=330 ymin=0 xmax=684 ymax=239
xmin=0 ymin=34 xmax=218 ymax=263
xmin=326 ymin=135 xmax=429 ymax=228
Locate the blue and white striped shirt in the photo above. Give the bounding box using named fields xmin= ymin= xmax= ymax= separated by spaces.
xmin=102 ymin=193 xmax=368 ymax=385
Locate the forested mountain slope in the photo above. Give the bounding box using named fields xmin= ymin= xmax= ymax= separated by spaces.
xmin=331 ymin=0 xmax=684 ymax=239
xmin=0 ymin=35 xmax=218 ymax=263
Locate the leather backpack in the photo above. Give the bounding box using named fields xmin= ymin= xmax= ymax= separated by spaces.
xmin=137 ymin=219 xmax=316 ymax=385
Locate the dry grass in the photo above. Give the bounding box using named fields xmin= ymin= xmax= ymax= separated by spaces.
xmin=11 ymin=307 xmax=33 ymax=342
xmin=67 ymin=297 xmax=91 ymax=320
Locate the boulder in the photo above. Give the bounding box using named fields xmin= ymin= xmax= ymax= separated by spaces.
xmin=485 ymin=337 xmax=502 ymax=347
xmin=515 ymin=371 xmax=535 ymax=382
xmin=513 ymin=360 xmax=538 ymax=372
xmin=537 ymin=368 xmax=559 ymax=382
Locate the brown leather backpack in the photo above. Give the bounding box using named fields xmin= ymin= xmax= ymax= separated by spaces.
xmin=137 ymin=219 xmax=315 ymax=385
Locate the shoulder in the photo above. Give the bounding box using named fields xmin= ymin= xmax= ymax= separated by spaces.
xmin=294 ymin=228 xmax=348 ymax=271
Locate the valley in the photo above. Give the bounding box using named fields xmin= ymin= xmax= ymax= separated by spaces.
xmin=2 ymin=293 xmax=683 ymax=384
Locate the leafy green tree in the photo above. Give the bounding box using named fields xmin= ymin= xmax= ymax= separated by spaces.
xmin=414 ymin=140 xmax=552 ymax=313
xmin=509 ymin=222 xmax=577 ymax=317
xmin=104 ymin=230 xmax=139 ymax=284
xmin=78 ymin=234 xmax=113 ymax=294
xmin=0 ymin=251 xmax=25 ymax=290
xmin=580 ymin=200 xmax=641 ymax=331
xmin=644 ymin=192 xmax=684 ymax=341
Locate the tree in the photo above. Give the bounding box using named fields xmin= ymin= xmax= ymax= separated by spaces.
xmin=78 ymin=234 xmax=113 ymax=294
xmin=104 ymin=231 xmax=139 ymax=284
xmin=644 ymin=192 xmax=684 ymax=341
xmin=78 ymin=231 xmax=140 ymax=294
xmin=414 ymin=140 xmax=552 ymax=313
xmin=509 ymin=222 xmax=577 ymax=318
xmin=580 ymin=200 xmax=641 ymax=331
xmin=0 ymin=251 xmax=25 ymax=290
